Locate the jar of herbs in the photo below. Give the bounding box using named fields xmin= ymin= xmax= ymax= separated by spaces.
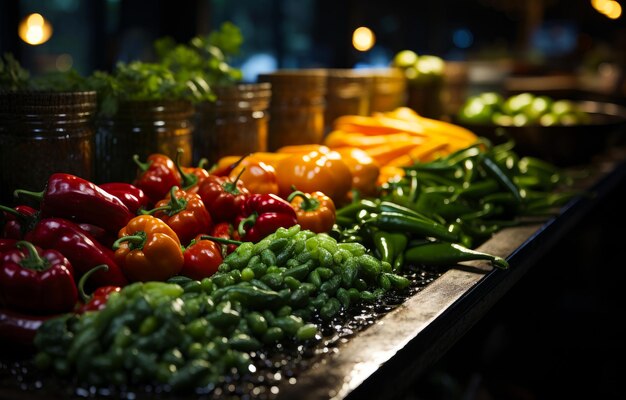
xmin=95 ymin=99 xmax=194 ymax=184
xmin=0 ymin=90 xmax=97 ymax=206
xmin=325 ymin=69 xmax=373 ymax=134
xmin=367 ymin=68 xmax=407 ymax=113
xmin=258 ymin=69 xmax=327 ymax=151
xmin=194 ymin=82 xmax=271 ymax=165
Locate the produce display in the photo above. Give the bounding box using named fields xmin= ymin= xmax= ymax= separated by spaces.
xmin=1 ymin=23 xmax=590 ymax=397
xmin=457 ymin=92 xmax=592 ymax=127
xmin=0 ymin=101 xmax=585 ymax=396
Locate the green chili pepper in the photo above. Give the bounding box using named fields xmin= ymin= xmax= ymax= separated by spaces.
xmin=480 ymin=153 xmax=522 ymax=204
xmin=404 ymin=241 xmax=508 ymax=269
xmin=365 ymin=211 xmax=459 ymax=242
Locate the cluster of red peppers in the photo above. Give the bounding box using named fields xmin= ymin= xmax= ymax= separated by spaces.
xmin=0 ymin=149 xmax=341 ymax=345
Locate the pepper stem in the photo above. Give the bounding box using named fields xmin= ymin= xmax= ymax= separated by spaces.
xmin=199 ymin=235 xmax=244 ymax=246
xmin=197 ymin=158 xmax=209 ymax=170
xmin=0 ymin=204 xmax=25 ymax=219
xmin=287 ymin=189 xmax=320 ymax=212
xmin=223 ymin=167 xmax=246 ymax=194
xmin=211 ymin=153 xmax=249 ymax=176
xmin=140 ymin=186 xmax=187 ymax=216
xmin=13 ymin=189 xmax=44 ymax=202
xmin=16 ymin=241 xmax=49 ymax=271
xmin=77 ymin=264 xmax=109 ymax=302
xmin=238 ymin=213 xmax=257 ymax=238
xmin=133 ymin=154 xmax=152 ymax=172
xmin=112 ymin=231 xmax=147 ymax=251
xmin=175 ymin=148 xmax=198 ymax=190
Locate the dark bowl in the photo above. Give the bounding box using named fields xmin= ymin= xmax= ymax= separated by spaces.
xmin=454 ymin=101 xmax=626 ymax=166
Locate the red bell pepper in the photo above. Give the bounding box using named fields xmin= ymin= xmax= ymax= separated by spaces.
xmin=197 ymin=169 xmax=251 ymax=223
xmin=99 ymin=182 xmax=150 ymax=214
xmin=180 ymin=234 xmax=223 ymax=280
xmin=237 ymin=193 xmax=298 ymax=243
xmin=210 ymin=222 xmax=241 ymax=254
xmin=0 ymin=241 xmax=77 ymax=314
xmin=25 ymin=217 xmax=128 ymax=290
xmin=0 ymin=307 xmax=57 ymax=346
xmin=14 ymin=173 xmax=133 ymax=236
xmin=76 ymin=265 xmax=121 ymax=313
xmin=0 ymin=204 xmax=38 ymax=240
xmin=0 ymin=238 xmax=18 ymax=254
xmin=132 ymin=153 xmax=182 ymax=205
xmin=143 ymin=186 xmax=213 ymax=246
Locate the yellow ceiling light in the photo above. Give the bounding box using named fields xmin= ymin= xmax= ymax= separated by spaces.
xmin=591 ymin=0 xmax=622 ymax=18
xmin=18 ymin=13 xmax=53 ymax=45
xmin=604 ymin=0 xmax=622 ymax=18
xmin=352 ymin=27 xmax=375 ymax=52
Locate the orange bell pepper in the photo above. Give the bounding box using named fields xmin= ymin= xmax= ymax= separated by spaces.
xmin=333 ymin=147 xmax=380 ymax=196
xmin=287 ymin=190 xmax=336 ymax=233
xmin=276 ymin=144 xmax=331 ymax=154
xmin=229 ymin=161 xmax=279 ymax=195
xmin=215 ymin=152 xmax=289 ymax=171
xmin=274 ymin=149 xmax=353 ymax=204
xmin=112 ymin=215 xmax=184 ymax=282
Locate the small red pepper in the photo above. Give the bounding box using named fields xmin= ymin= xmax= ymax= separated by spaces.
xmin=210 ymin=222 xmax=241 ymax=254
xmin=143 ymin=186 xmax=213 ymax=246
xmin=209 ymin=154 xmax=249 ymax=177
xmin=180 ymin=234 xmax=223 ymax=280
xmin=197 ymin=168 xmax=251 ymax=223
xmin=14 ymin=173 xmax=133 ymax=237
xmin=181 ymin=160 xmax=211 ymax=194
xmin=25 ymin=217 xmax=128 ymax=290
xmin=236 ymin=193 xmax=298 ymax=243
xmin=0 ymin=241 xmax=78 ymax=314
xmin=76 ymin=265 xmax=121 ymax=313
xmin=0 ymin=204 xmax=38 ymax=240
xmin=132 ymin=153 xmax=182 ymax=205
xmin=99 ymin=182 xmax=150 ymax=214
xmin=173 ymin=148 xmax=206 ymax=192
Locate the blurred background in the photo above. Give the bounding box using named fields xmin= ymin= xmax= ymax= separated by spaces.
xmin=1 ymin=0 xmax=625 ymax=101
xmin=1 ymin=2 xmax=625 ymax=399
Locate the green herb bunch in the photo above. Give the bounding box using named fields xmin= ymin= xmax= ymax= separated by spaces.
xmin=0 ymin=52 xmax=88 ymax=92
xmin=91 ymin=21 xmax=244 ymax=117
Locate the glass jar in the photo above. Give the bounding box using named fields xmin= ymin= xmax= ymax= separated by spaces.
xmin=95 ymin=99 xmax=194 ymax=184
xmin=367 ymin=68 xmax=407 ymax=113
xmin=406 ymin=78 xmax=445 ymax=119
xmin=325 ymin=69 xmax=373 ymax=134
xmin=194 ymin=82 xmax=271 ymax=165
xmin=0 ymin=91 xmax=97 ymax=206
xmin=258 ymin=69 xmax=327 ymax=151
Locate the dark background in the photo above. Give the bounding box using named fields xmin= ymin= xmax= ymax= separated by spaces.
xmin=1 ymin=0 xmax=625 ymax=83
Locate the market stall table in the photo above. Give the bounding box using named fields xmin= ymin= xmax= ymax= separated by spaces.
xmin=1 ymin=146 xmax=625 ymax=400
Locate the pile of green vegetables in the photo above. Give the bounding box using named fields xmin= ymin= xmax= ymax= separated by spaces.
xmin=33 ymin=226 xmax=409 ymax=392
xmin=332 ymin=136 xmax=583 ymax=270
xmin=457 ymin=92 xmax=592 ymax=127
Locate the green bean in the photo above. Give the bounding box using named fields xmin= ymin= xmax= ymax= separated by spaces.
xmin=296 ymin=323 xmax=318 ymax=341
xmin=229 ymin=333 xmax=261 ymax=351
xmin=320 ymin=298 xmax=342 ymax=320
xmin=245 ymin=312 xmax=268 ymax=336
